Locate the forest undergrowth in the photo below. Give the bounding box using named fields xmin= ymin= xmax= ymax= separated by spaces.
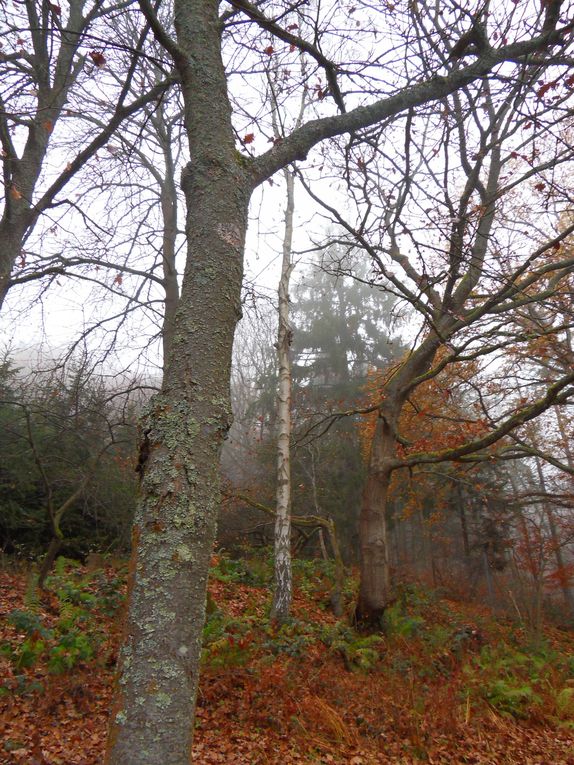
xmin=1 ymin=553 xmax=573 ymax=764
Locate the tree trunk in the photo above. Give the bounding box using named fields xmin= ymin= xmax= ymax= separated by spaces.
xmin=159 ymin=156 xmax=180 ymax=364
xmin=458 ymin=483 xmax=471 ymax=557
xmin=37 ymin=536 xmax=63 ymax=590
xmin=271 ymin=169 xmax=295 ymax=622
xmin=356 ymin=414 xmax=393 ymax=626
xmin=326 ymin=519 xmax=345 ymax=618
xmin=105 ymin=2 xmax=251 ymax=762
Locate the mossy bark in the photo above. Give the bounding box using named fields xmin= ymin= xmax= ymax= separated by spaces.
xmin=105 ymin=1 xmax=250 ymax=762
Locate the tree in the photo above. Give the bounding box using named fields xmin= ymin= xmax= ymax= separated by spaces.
xmin=0 ymin=356 xmax=137 ymax=569
xmin=292 ymin=252 xmax=399 ymax=394
xmin=269 ymin=58 xmax=307 ymax=621
xmin=299 ymin=75 xmax=574 ymax=624
xmin=0 ymin=0 xmax=172 ymax=312
xmin=288 ymin=254 xmax=400 ymax=563
xmin=104 ymin=2 xmax=574 ymax=762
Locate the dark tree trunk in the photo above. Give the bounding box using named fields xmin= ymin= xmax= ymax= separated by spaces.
xmin=105 ymin=2 xmax=251 ymax=762
xmin=37 ymin=537 xmax=63 ymax=590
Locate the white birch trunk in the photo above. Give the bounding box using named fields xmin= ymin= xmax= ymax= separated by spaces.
xmin=272 ymin=167 xmax=295 ymax=622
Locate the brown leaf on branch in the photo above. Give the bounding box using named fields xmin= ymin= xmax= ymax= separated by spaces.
xmin=89 ymin=50 xmax=106 ymax=68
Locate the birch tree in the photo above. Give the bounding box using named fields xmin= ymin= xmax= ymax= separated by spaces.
xmin=272 ymin=166 xmax=296 ymax=621
xmin=269 ymin=60 xmax=307 ymax=621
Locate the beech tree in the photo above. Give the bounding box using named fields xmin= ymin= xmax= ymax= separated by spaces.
xmin=340 ymin=86 xmax=574 ymax=622
xmin=103 ymin=2 xmax=574 ymax=763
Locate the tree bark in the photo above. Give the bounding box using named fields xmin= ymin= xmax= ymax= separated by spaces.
xmin=356 ymin=332 xmax=445 ymax=625
xmin=356 ymin=414 xmax=393 ymax=626
xmin=271 ymin=169 xmax=295 ymax=622
xmin=105 ymin=2 xmax=250 ymax=762
xmin=37 ymin=537 xmax=63 ymax=590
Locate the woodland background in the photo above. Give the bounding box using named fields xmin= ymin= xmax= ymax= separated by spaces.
xmin=2 ymin=0 xmax=574 ymax=762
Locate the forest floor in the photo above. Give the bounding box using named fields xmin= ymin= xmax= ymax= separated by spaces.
xmin=1 ymin=555 xmax=574 ymax=764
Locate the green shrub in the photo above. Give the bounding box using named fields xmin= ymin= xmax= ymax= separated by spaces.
xmin=463 ymin=640 xmax=570 ymax=720
xmin=320 ymin=622 xmax=384 ymax=672
xmin=211 ymin=552 xmax=271 ymax=587
xmin=263 ymin=620 xmax=316 ymax=658
xmin=48 ymin=631 xmax=94 ymax=674
xmin=6 ymin=608 xmax=51 ymax=639
xmin=483 ymin=678 xmax=541 ymax=717
xmin=0 ymin=562 xmax=122 ymax=689
xmin=383 ymin=602 xmax=425 ymax=638
xmin=555 ymin=687 xmax=574 ymax=721
xmin=201 ymin=609 xmax=255 ymax=667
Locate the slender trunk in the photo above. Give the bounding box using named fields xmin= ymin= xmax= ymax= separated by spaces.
xmin=105 ymin=2 xmax=251 ymax=762
xmin=482 ymin=547 xmax=494 ymax=604
xmin=555 ymin=407 xmax=574 ymax=471
xmin=318 ymin=528 xmax=328 ymax=560
xmin=511 ymin=481 xmax=545 ymax=630
xmin=272 ymin=169 xmax=295 ymax=622
xmin=38 ymin=537 xmax=62 ymax=590
xmin=326 ymin=519 xmax=345 ymax=617
xmin=417 ymin=504 xmax=435 ymax=585
xmin=458 ymin=484 xmax=471 ymax=557
xmin=160 ymin=162 xmax=180 ymax=363
xmin=38 ymin=478 xmax=87 ymax=588
xmin=457 ymin=484 xmax=473 ymax=587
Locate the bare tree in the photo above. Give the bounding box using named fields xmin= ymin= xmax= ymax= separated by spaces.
xmin=292 ymin=64 xmax=574 ymax=623
xmin=0 ymin=0 xmax=173 ymax=311
xmin=268 ymin=58 xmax=308 ymax=622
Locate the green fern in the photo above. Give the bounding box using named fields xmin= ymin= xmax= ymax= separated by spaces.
xmin=23 ymin=569 xmax=40 ymax=613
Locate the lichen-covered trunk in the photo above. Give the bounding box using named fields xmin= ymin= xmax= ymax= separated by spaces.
xmin=356 ymin=414 xmax=394 ymax=626
xmin=159 ymin=159 xmax=180 ymax=364
xmin=272 ymin=170 xmax=295 ymax=622
xmin=105 ymin=2 xmax=250 ymax=763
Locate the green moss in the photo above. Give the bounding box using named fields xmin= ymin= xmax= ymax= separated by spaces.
xmin=175 ymin=544 xmax=194 ymax=562
xmin=155 ymin=692 xmax=172 ymax=708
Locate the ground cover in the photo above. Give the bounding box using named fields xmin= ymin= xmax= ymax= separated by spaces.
xmin=1 ymin=555 xmax=573 ymax=764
